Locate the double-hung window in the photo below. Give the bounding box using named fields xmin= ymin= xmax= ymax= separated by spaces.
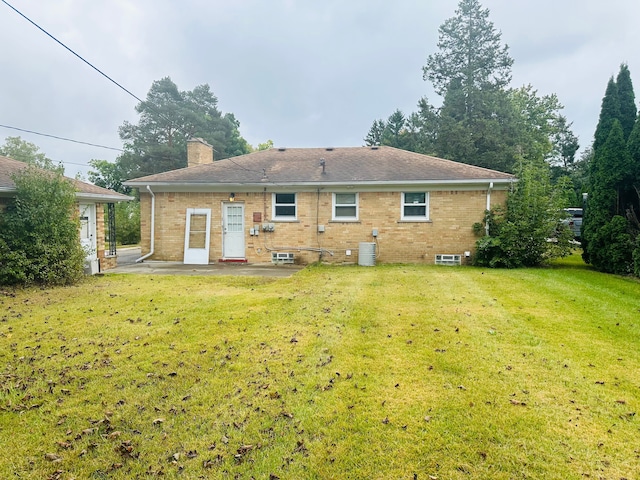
xmin=401 ymin=192 xmax=429 ymax=220
xmin=333 ymin=193 xmax=358 ymax=221
xmin=273 ymin=193 xmax=297 ymax=220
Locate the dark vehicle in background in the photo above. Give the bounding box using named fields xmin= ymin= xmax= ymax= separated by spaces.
xmin=564 ymin=208 xmax=583 ymax=239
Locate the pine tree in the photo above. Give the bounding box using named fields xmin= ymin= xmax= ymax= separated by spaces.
xmin=364 ymin=119 xmax=386 ymax=146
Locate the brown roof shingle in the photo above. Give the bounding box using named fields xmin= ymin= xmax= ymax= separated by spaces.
xmin=125 ymin=146 xmax=515 ymax=186
xmin=0 ymin=155 xmax=131 ymax=202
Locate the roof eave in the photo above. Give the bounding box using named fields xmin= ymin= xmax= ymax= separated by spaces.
xmin=75 ymin=192 xmax=134 ymax=203
xmin=125 ymin=178 xmax=515 ymax=190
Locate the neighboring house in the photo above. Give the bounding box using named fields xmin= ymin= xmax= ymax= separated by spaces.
xmin=125 ymin=139 xmax=515 ymax=266
xmin=0 ymin=155 xmax=131 ymax=272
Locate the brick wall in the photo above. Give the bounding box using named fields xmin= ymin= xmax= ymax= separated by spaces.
xmin=95 ymin=203 xmax=118 ymax=270
xmin=139 ymin=188 xmax=507 ymax=265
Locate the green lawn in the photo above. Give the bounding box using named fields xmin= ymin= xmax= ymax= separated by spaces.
xmin=1 ymin=257 xmax=639 ymax=479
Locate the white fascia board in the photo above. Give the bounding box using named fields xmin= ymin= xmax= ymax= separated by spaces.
xmin=125 ymin=178 xmax=515 ymax=193
xmin=75 ymin=192 xmax=134 ymax=203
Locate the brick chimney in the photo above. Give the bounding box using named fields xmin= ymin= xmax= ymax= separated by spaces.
xmin=187 ymin=138 xmax=214 ymax=167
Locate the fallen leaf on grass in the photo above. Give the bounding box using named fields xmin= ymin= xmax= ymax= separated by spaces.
xmin=510 ymin=399 xmax=527 ymax=406
xmin=47 ymin=470 xmax=64 ymax=480
xmin=45 ymin=453 xmax=61 ymax=462
xmin=152 ymin=418 xmax=165 ymax=425
xmin=203 ymin=455 xmax=223 ymax=468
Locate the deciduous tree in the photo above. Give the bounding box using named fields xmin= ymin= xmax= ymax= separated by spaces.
xmin=0 ymin=136 xmax=62 ymax=173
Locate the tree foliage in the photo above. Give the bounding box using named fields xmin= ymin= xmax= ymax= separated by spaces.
xmin=473 ymin=157 xmax=573 ymax=268
xmin=582 ymin=64 xmax=640 ymax=276
xmin=423 ymin=0 xmax=513 ymax=96
xmin=0 ymin=136 xmax=63 ymax=173
xmin=88 ymin=159 xmax=130 ymax=194
xmin=365 ymin=0 xmax=577 ymax=175
xmin=114 ymin=201 xmax=141 ymax=245
xmin=111 ymin=77 xmax=251 ymax=181
xmin=616 ymin=64 xmax=637 ymax=141
xmin=0 ymin=167 xmax=85 ymax=286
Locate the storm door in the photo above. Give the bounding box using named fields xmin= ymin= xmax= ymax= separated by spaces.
xmin=183 ymin=208 xmax=211 ymax=264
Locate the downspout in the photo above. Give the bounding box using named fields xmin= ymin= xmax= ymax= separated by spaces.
xmin=136 ymin=185 xmax=155 ymax=263
xmin=485 ymin=182 xmax=493 ymax=236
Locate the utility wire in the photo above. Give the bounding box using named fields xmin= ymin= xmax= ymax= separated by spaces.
xmin=1 ymin=0 xmax=145 ymax=105
xmin=2 ymin=1 xmax=263 ymax=178
xmin=0 ymin=124 xmax=123 ymax=152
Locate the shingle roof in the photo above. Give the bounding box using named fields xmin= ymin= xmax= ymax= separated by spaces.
xmin=125 ymin=146 xmax=515 ymax=186
xmin=0 ymin=155 xmax=131 ymax=202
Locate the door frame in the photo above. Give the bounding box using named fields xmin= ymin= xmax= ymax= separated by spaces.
xmin=183 ymin=208 xmax=211 ymax=265
xmin=79 ymin=203 xmax=98 ymax=273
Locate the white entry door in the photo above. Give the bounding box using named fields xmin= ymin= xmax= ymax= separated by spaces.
xmin=223 ymin=203 xmax=245 ymax=259
xmin=183 ymin=208 xmax=211 ymax=265
xmin=79 ymin=203 xmax=98 ymax=272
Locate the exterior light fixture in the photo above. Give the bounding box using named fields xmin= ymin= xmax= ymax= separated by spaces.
xmin=229 ymin=193 xmax=235 ymax=202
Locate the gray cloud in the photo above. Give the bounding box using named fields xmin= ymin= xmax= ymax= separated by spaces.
xmin=1 ymin=0 xmax=638 ymax=178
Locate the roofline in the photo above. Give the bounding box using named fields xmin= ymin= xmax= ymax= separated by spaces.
xmin=1 ymin=187 xmax=132 ymax=203
xmin=76 ymin=192 xmax=134 ymax=202
xmin=124 ymin=178 xmax=515 ymax=188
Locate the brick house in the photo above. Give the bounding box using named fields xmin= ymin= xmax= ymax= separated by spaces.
xmin=125 ymin=139 xmax=515 ymax=265
xmin=0 ymin=155 xmax=131 ymax=272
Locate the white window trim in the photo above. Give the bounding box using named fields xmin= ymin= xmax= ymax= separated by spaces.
xmin=401 ymin=192 xmax=430 ymax=221
xmin=272 ymin=192 xmax=297 ymax=221
xmin=332 ymin=192 xmax=359 ymax=221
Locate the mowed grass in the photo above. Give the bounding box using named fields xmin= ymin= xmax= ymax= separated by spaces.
xmin=1 ymin=257 xmax=639 ymax=479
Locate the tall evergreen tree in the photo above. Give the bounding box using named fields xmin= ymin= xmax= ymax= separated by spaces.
xmin=592 ymin=78 xmax=621 ymax=152
xmin=423 ymin=0 xmax=513 ymax=98
xmin=583 ymin=65 xmax=640 ymax=276
xmin=616 ymin=64 xmax=637 ymax=141
xmin=627 ymin=115 xmax=640 ymax=228
xmin=364 ymin=119 xmax=386 ymax=147
xmin=583 ymin=121 xmax=633 ymax=270
xmin=382 ymin=110 xmax=407 ymax=148
xmin=116 ymin=77 xmax=250 ymax=179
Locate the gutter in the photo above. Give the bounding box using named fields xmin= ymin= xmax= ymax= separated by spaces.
xmin=135 ymin=185 xmax=155 ymax=263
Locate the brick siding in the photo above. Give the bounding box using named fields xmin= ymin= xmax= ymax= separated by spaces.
xmin=139 ymin=189 xmax=507 ymax=265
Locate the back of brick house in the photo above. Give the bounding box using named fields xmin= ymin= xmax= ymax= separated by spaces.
xmin=126 ymin=140 xmax=514 ymax=265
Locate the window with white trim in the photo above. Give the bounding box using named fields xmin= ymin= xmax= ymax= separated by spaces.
xmin=272 ymin=193 xmax=297 ymax=220
xmin=401 ymin=192 xmax=429 ymax=220
xmin=333 ymin=193 xmax=358 ymax=220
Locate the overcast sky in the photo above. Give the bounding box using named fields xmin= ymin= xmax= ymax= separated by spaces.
xmin=1 ymin=0 xmax=639 ymax=179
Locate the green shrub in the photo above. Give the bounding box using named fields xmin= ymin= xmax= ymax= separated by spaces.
xmin=114 ymin=201 xmax=140 ymax=245
xmin=473 ymin=158 xmax=574 ymax=268
xmin=0 ymin=167 xmax=85 ymax=286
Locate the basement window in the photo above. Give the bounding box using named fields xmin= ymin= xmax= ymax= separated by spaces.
xmin=333 ymin=193 xmax=358 ymax=221
xmin=273 ymin=193 xmax=297 ymax=220
xmin=401 ymin=192 xmax=429 ymax=221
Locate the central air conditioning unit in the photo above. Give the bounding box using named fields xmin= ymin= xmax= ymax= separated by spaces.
xmin=435 ymin=254 xmax=462 ymax=266
xmin=271 ymin=252 xmax=294 ymax=264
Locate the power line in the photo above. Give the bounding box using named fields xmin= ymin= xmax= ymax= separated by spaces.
xmin=0 ymin=124 xmax=123 ymax=152
xmin=1 ymin=0 xmax=145 ymax=105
